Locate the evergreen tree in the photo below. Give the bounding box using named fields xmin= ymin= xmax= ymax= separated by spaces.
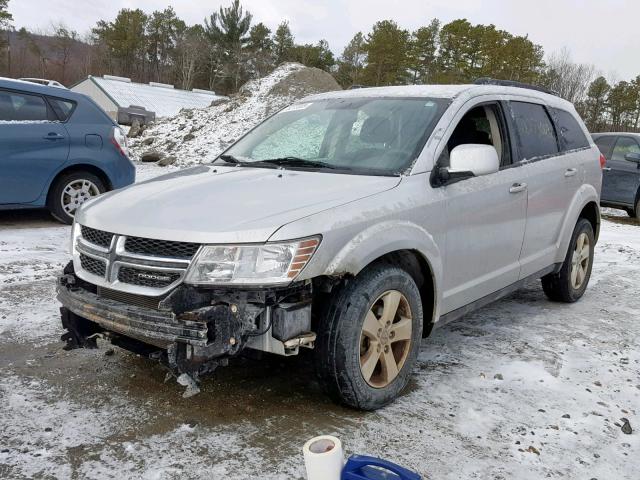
xmin=273 ymin=21 xmax=294 ymax=65
xmin=407 ymin=19 xmax=439 ymax=84
xmin=146 ymin=7 xmax=185 ymax=83
xmin=204 ymin=0 xmax=253 ymax=92
xmin=290 ymin=40 xmax=335 ymax=71
xmin=247 ymin=22 xmax=274 ymax=77
xmin=362 ymin=20 xmax=410 ymax=86
xmin=583 ymin=76 xmax=611 ymax=131
xmin=335 ymin=32 xmax=366 ymax=88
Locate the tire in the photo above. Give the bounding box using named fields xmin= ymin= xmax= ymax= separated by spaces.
xmin=315 ymin=263 xmax=423 ymax=410
xmin=626 ymin=198 xmax=640 ymax=220
xmin=48 ymin=171 xmax=106 ymax=225
xmin=541 ymin=218 xmax=595 ymax=303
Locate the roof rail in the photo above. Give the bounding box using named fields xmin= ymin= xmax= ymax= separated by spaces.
xmin=474 ymin=78 xmax=559 ymax=97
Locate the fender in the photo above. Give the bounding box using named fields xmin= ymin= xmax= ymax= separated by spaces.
xmin=323 ymin=220 xmax=444 ymax=322
xmin=554 ymin=183 xmax=600 ymax=264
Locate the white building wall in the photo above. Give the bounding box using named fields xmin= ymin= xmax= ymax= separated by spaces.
xmin=71 ymin=79 xmax=118 ymax=120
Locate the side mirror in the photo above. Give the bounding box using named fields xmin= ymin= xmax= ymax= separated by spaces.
xmin=449 ymin=144 xmax=500 ymax=177
xmin=624 ymin=152 xmax=640 ymax=164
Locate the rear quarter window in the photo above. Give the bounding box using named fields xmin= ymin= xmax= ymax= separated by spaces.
xmin=47 ymin=97 xmax=76 ymax=121
xmin=510 ymin=101 xmax=559 ymax=161
xmin=551 ymin=108 xmax=590 ymax=151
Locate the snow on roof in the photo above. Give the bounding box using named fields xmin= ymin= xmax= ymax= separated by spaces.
xmin=88 ymin=76 xmax=226 ymax=118
xmin=305 ymin=84 xmax=574 ymax=109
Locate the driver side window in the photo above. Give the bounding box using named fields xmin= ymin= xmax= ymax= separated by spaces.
xmin=441 ymin=103 xmax=510 ymax=169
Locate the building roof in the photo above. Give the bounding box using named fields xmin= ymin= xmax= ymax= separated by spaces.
xmin=76 ymin=75 xmax=226 ymax=117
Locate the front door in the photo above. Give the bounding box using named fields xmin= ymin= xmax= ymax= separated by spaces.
xmin=439 ymin=102 xmax=527 ymax=314
xmin=0 ymin=89 xmax=70 ymax=204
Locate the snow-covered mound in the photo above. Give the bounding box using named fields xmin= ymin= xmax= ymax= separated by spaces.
xmin=130 ymin=63 xmax=341 ymax=167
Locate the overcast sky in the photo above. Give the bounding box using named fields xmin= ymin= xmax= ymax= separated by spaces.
xmin=9 ymin=0 xmax=640 ymax=80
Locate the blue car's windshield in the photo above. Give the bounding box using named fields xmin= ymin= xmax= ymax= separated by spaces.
xmin=217 ymin=97 xmax=449 ymax=175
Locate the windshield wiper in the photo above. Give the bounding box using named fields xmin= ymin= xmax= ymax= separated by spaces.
xmin=259 ymin=157 xmax=341 ymax=170
xmin=218 ymin=154 xmax=243 ymax=164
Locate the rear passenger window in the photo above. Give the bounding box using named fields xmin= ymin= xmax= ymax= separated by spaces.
xmin=48 ymin=97 xmax=76 ymax=121
xmin=510 ymin=101 xmax=559 ymax=161
xmin=594 ymin=136 xmax=616 ymax=160
xmin=0 ymin=90 xmax=51 ymax=122
xmin=551 ymin=108 xmax=590 ymax=151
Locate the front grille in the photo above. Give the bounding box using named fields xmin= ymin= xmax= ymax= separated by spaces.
xmin=117 ymin=266 xmax=181 ymax=288
xmin=80 ymin=254 xmax=106 ymax=278
xmin=124 ymin=236 xmax=200 ymax=259
xmin=97 ymin=286 xmax=166 ymax=310
xmin=81 ymin=226 xmax=113 ymax=249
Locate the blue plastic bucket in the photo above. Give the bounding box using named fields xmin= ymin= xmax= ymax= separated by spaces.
xmin=341 ymin=455 xmax=422 ymax=480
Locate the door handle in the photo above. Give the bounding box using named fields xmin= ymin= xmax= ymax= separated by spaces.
xmin=509 ymin=183 xmax=527 ymax=194
xmin=564 ymin=168 xmax=578 ymax=177
xmin=602 ymin=167 xmax=612 ymax=172
xmin=43 ymin=133 xmax=65 ymax=140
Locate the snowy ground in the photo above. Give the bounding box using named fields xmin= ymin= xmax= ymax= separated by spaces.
xmin=0 ymin=168 xmax=638 ymax=479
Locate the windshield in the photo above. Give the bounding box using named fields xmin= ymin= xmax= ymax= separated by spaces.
xmin=218 ymin=97 xmax=449 ymax=175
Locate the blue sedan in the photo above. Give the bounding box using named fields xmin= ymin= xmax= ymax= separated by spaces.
xmin=0 ymin=78 xmax=135 ymax=224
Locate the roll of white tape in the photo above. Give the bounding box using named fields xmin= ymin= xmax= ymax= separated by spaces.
xmin=303 ymin=435 xmax=344 ymax=480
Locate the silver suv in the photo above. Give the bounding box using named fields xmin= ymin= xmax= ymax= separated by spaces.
xmin=58 ymin=80 xmax=602 ymax=410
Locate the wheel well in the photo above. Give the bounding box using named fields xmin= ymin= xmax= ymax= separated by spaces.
xmin=46 ymin=164 xmax=112 ymax=205
xmin=370 ymin=250 xmax=436 ymax=338
xmin=579 ymin=201 xmax=600 ymax=243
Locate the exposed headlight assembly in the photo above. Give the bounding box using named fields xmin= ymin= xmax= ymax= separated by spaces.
xmin=184 ymin=237 xmax=321 ymax=286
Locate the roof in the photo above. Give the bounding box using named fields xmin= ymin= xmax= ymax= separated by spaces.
xmin=592 ymin=132 xmax=640 ymax=137
xmin=305 ymin=84 xmax=574 ymax=109
xmin=0 ymin=76 xmax=85 ymax=100
xmin=75 ymin=76 xmax=227 ymax=117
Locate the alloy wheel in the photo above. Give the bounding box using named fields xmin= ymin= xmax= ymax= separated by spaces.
xmin=359 ymin=290 xmax=413 ymax=388
xmin=570 ymin=232 xmax=590 ymax=290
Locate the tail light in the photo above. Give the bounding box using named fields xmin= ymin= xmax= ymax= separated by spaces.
xmin=599 ymin=153 xmax=607 ymax=169
xmin=111 ymin=126 xmax=130 ymax=158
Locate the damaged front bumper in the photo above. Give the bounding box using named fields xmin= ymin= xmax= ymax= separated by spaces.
xmin=56 ymin=264 xmax=316 ymax=378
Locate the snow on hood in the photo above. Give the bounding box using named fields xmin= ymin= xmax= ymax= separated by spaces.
xmin=77 ymin=166 xmax=401 ymax=244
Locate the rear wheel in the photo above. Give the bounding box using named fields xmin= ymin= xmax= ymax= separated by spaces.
xmin=626 ymin=198 xmax=640 ymax=220
xmin=48 ymin=171 xmax=106 ymax=224
xmin=541 ymin=218 xmax=594 ymax=302
xmin=315 ymin=264 xmax=423 ymax=410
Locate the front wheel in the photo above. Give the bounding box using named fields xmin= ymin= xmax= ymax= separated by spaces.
xmin=48 ymin=172 xmax=106 ymax=224
xmin=541 ymin=218 xmax=595 ymax=302
xmin=315 ymin=264 xmax=423 ymax=410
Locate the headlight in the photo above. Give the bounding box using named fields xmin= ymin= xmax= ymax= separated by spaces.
xmin=70 ymin=221 xmax=81 ymax=256
xmin=184 ymin=237 xmax=321 ymax=286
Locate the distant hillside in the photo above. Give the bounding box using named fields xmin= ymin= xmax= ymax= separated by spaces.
xmin=1 ymin=29 xmax=93 ymax=86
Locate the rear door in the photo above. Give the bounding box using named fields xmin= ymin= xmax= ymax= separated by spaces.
xmin=605 ymin=136 xmax=640 ymax=206
xmin=593 ymin=135 xmax=618 ymax=203
xmin=0 ymin=88 xmax=70 ymax=204
xmin=508 ymin=101 xmax=583 ymax=278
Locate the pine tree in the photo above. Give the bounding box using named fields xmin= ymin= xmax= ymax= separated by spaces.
xmin=273 ymin=21 xmax=294 ymax=65
xmin=247 ymin=22 xmax=274 ymax=77
xmin=204 ymin=0 xmax=253 ymax=92
xmin=335 ymin=32 xmax=366 ymax=87
xmin=362 ymin=20 xmax=410 ymax=86
xmin=583 ymin=77 xmax=610 ymax=131
xmin=407 ymin=19 xmax=439 ymax=84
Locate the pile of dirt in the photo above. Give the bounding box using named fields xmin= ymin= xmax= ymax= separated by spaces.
xmin=130 ymin=63 xmax=341 ymax=167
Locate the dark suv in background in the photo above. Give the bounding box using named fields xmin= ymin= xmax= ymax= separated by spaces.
xmin=593 ymin=133 xmax=640 ymax=219
xmin=0 ymin=78 xmax=135 ymax=224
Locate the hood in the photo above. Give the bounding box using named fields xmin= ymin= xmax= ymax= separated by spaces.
xmin=77 ymin=165 xmax=401 ymax=243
